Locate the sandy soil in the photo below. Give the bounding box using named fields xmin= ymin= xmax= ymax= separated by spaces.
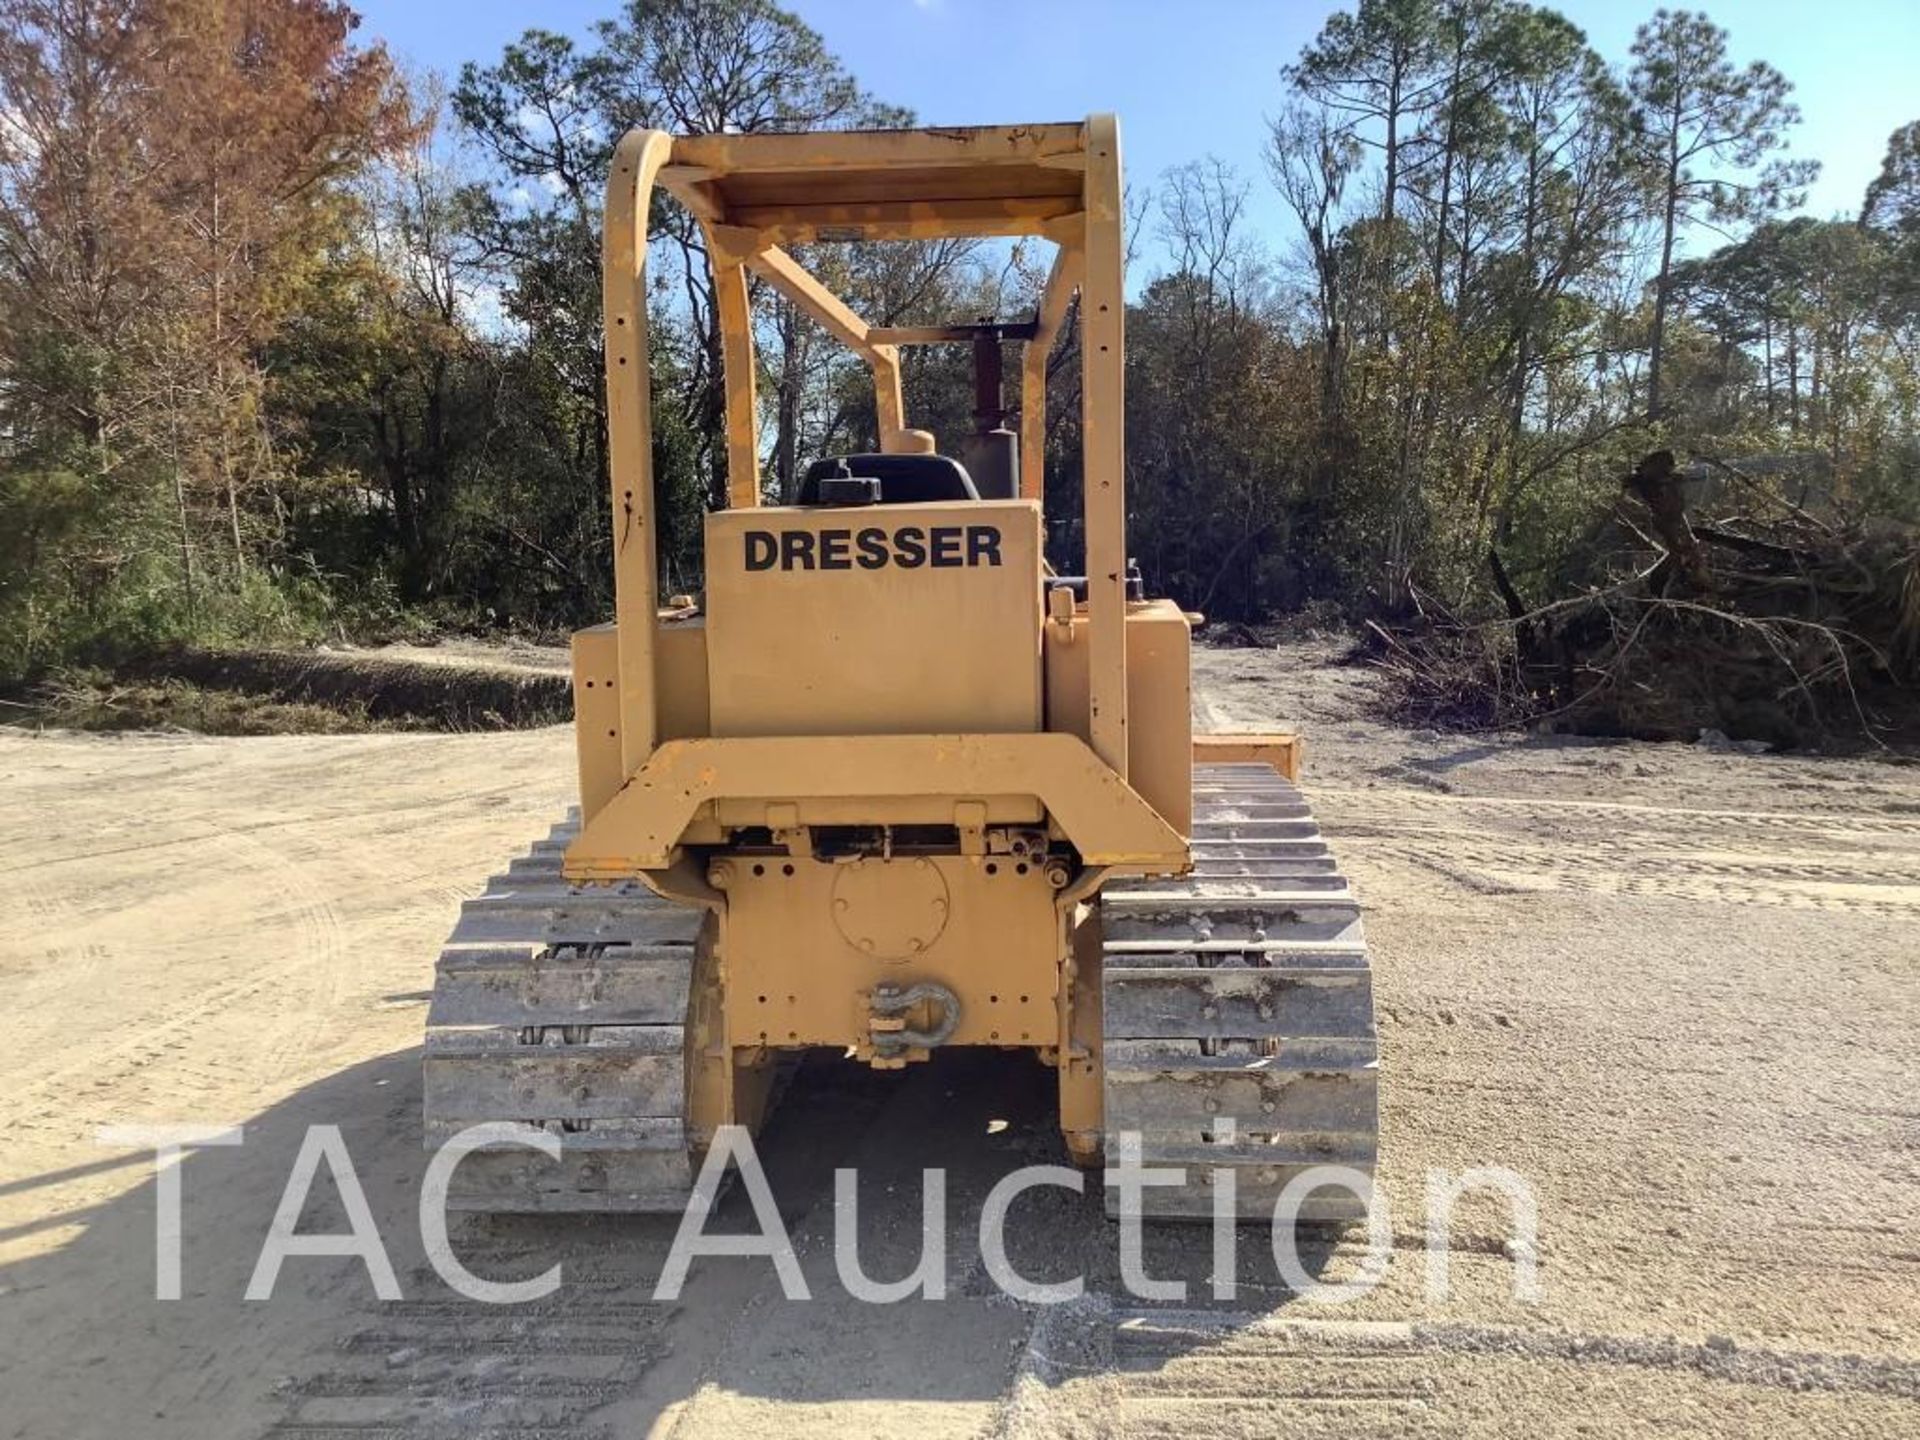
xmin=2 ymin=641 xmax=1916 ymax=1439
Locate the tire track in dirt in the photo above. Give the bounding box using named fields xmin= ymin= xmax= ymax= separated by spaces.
xmin=0 ymin=745 xmax=558 ymax=1150
xmin=0 ymin=777 xmax=540 ymax=877
xmin=207 ymin=827 xmax=350 ymax=1086
xmin=1330 ymin=784 xmax=1920 ymax=835
xmin=1002 ymin=1303 xmax=1920 ymax=1439
xmin=6 ymin=815 xmax=450 ymax=1145
xmin=1317 ymin=788 xmax=1920 ymax=916
xmin=265 ymin=1244 xmax=680 ymax=1440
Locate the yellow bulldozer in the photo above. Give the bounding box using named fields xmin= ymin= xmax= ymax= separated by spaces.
xmin=424 ymin=116 xmax=1377 ymax=1222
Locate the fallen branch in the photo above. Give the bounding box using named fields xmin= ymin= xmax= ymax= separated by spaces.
xmin=1366 ymin=450 xmax=1917 ymax=749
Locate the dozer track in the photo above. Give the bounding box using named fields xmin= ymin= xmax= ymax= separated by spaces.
xmin=1100 ymin=763 xmax=1378 ymax=1222
xmin=423 ymin=812 xmax=704 ymax=1211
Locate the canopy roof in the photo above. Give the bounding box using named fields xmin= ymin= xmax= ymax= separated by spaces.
xmin=661 ymin=123 xmax=1091 ymax=243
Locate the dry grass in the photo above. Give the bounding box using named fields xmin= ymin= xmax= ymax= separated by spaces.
xmin=6 ymin=646 xmax=574 ymax=735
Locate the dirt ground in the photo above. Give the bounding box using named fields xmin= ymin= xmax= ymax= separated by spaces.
xmin=2 ymin=641 xmax=1917 ymax=1439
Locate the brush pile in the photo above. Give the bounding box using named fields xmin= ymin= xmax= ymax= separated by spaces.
xmin=1370 ymin=451 xmax=1920 ymax=749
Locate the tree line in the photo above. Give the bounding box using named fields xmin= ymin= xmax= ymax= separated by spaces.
xmin=3 ymin=0 xmax=1916 ymax=682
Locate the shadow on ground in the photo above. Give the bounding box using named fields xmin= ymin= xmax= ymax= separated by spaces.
xmin=1 ymin=1048 xmax=1348 ymax=1440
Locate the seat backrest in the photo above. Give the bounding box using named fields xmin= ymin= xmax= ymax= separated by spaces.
xmin=798 ymin=453 xmax=979 ymax=506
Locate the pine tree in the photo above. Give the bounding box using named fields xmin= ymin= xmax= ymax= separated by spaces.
xmin=1627 ymin=7 xmax=1814 ymax=421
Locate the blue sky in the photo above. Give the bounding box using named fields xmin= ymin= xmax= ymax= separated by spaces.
xmin=354 ymin=0 xmax=1920 ymax=271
